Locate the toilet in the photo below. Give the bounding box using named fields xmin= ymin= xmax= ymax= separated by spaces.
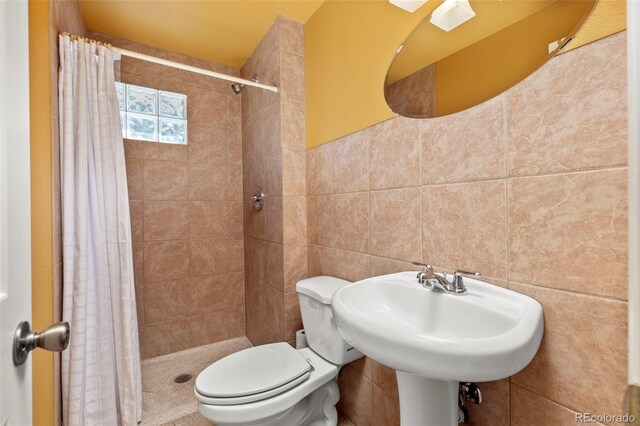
xmin=194 ymin=276 xmax=363 ymax=426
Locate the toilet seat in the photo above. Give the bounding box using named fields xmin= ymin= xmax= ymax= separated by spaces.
xmin=195 ymin=343 xmax=311 ymax=405
xmin=196 ymin=347 xmax=340 ymax=426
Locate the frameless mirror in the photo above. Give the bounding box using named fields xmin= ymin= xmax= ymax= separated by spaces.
xmin=385 ymin=0 xmax=597 ymax=118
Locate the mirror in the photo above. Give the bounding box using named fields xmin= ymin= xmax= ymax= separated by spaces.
xmin=385 ymin=0 xmax=597 ymax=118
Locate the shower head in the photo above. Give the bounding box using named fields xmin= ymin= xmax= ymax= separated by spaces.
xmin=230 ymin=76 xmax=259 ymax=95
xmin=231 ymin=83 xmax=244 ymax=94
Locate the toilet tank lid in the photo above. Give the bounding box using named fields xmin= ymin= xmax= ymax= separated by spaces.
xmin=296 ymin=276 xmax=351 ymax=304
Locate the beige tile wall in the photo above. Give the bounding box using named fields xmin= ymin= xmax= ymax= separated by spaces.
xmin=88 ymin=31 xmax=246 ymax=358
xmin=307 ymin=32 xmax=628 ymax=426
xmin=385 ymin=64 xmax=436 ymax=117
xmin=242 ymin=17 xmax=308 ymax=347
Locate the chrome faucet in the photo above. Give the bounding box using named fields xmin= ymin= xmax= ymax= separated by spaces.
xmin=412 ymin=262 xmax=480 ymax=295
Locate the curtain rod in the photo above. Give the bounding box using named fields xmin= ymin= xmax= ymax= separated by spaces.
xmin=60 ymin=32 xmax=279 ymax=93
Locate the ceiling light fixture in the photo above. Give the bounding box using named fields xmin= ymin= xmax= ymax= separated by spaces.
xmin=389 ymin=0 xmax=429 ymax=13
xmin=430 ymin=0 xmax=476 ymax=31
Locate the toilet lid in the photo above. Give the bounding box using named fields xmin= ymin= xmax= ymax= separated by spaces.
xmin=195 ymin=343 xmax=311 ymax=399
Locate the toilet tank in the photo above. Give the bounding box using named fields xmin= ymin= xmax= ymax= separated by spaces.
xmin=296 ymin=276 xmax=363 ymax=365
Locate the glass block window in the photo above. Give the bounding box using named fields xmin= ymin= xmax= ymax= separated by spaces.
xmin=115 ymin=82 xmax=188 ymax=145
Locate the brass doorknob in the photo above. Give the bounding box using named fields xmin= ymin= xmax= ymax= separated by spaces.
xmin=13 ymin=321 xmax=70 ymax=366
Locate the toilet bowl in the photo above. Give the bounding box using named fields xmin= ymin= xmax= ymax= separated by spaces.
xmin=194 ymin=276 xmax=363 ymax=426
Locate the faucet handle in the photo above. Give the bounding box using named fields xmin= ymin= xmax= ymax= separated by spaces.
xmin=450 ymin=270 xmax=481 ymax=294
xmin=454 ymin=270 xmax=481 ymax=278
xmin=411 ymin=261 xmax=434 ymax=273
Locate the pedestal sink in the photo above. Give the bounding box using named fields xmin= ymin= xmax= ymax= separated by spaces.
xmin=331 ymin=271 xmax=543 ymax=426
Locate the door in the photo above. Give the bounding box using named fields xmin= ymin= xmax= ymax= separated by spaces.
xmin=0 ymin=0 xmax=33 ymax=424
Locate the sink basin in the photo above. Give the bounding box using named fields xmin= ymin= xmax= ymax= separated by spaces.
xmin=332 ymin=271 xmax=543 ymax=382
xmin=332 ymin=271 xmax=543 ymax=425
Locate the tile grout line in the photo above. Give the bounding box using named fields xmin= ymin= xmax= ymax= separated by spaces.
xmin=509 ymin=279 xmax=629 ymax=303
xmin=505 ymin=91 xmax=513 ymax=426
xmin=417 ymin=164 xmax=630 ymax=189
xmin=306 ymin=244 xmax=628 ymax=302
xmin=419 ymin=119 xmax=424 ymax=264
xmin=504 ymin=93 xmax=510 ymax=291
xmin=366 ymin=127 xmax=373 ymax=274
xmin=510 ymin=382 xmax=607 ymax=423
xmin=508 ymin=379 xmax=513 ymax=425
xmin=309 ymin=164 xmax=629 ymax=196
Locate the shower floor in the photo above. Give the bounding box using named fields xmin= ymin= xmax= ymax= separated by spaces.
xmin=140 ymin=336 xmax=354 ymax=425
xmin=141 ymin=337 xmax=252 ymax=425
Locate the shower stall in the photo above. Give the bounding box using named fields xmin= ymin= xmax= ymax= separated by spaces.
xmin=68 ymin=16 xmax=307 ymax=424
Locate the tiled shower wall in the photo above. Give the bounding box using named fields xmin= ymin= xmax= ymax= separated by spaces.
xmin=89 ymin=31 xmax=245 ymax=359
xmin=242 ymin=17 xmax=308 ymax=347
xmin=307 ymin=32 xmax=628 ymax=425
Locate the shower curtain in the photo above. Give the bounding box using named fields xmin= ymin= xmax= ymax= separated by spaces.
xmin=58 ymin=34 xmax=142 ymax=425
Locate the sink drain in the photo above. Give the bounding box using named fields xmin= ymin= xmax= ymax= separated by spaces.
xmin=174 ymin=373 xmax=192 ymax=384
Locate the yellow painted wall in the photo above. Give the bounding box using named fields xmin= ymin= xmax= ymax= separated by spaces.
xmin=80 ymin=0 xmax=324 ymax=68
xmin=28 ymin=1 xmax=55 ymax=425
xmin=566 ymin=0 xmax=626 ymax=52
xmin=304 ymin=0 xmax=627 ymax=148
xmin=305 ymin=1 xmax=430 ymax=149
xmin=435 ymin=1 xmax=593 ymax=116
